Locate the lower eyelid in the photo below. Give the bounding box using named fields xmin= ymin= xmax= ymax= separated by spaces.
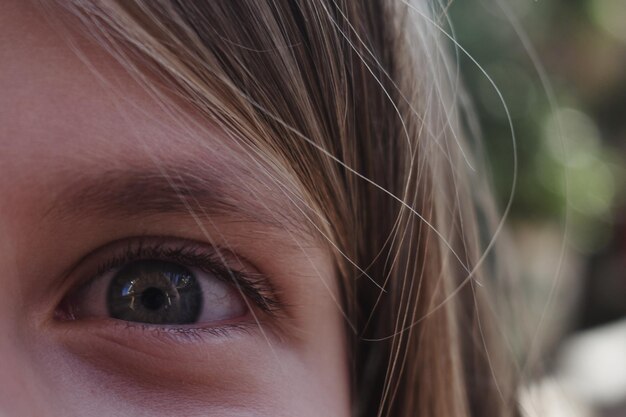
xmin=55 ymin=315 xmax=262 ymax=356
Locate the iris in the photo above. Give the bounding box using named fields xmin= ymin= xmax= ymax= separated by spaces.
xmin=107 ymin=260 xmax=202 ymax=324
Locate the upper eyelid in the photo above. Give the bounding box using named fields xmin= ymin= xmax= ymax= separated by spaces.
xmin=61 ymin=236 xmax=282 ymax=316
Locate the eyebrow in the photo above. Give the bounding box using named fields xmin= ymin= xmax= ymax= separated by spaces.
xmin=44 ymin=162 xmax=305 ymax=233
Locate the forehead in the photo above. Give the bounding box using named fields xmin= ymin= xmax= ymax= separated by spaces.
xmin=0 ymin=2 xmax=225 ymax=172
xmin=0 ymin=1 xmax=306 ymax=228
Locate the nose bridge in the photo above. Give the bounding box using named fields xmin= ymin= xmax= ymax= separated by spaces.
xmin=0 ymin=221 xmax=48 ymax=416
xmin=0 ymin=304 xmax=48 ymax=416
xmin=0 ymin=347 xmax=50 ymax=417
xmin=0 ymin=216 xmax=21 ymax=329
xmin=0 ymin=215 xmax=20 ymax=328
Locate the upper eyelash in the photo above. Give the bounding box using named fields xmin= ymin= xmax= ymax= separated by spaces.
xmin=89 ymin=237 xmax=282 ymax=315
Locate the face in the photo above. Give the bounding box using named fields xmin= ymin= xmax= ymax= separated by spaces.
xmin=0 ymin=2 xmax=349 ymax=416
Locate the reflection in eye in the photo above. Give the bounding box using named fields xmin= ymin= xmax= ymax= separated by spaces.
xmin=58 ymin=238 xmax=279 ymax=327
xmin=107 ymin=260 xmax=245 ymax=325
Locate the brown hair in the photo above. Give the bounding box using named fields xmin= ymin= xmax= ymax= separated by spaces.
xmin=49 ymin=1 xmax=518 ymax=415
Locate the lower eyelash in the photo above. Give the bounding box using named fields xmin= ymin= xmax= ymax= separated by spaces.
xmin=124 ymin=321 xmax=258 ymax=343
xmin=91 ymin=317 xmax=262 ymax=345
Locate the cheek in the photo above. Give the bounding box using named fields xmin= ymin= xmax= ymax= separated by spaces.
xmin=18 ymin=327 xmax=350 ymax=417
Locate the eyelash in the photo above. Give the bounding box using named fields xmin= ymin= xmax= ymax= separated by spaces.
xmin=61 ymin=237 xmax=281 ymax=322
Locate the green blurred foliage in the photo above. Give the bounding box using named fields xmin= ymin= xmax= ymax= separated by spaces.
xmin=449 ymin=0 xmax=626 ymax=254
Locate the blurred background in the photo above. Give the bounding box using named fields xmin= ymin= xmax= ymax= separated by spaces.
xmin=447 ymin=0 xmax=626 ymax=415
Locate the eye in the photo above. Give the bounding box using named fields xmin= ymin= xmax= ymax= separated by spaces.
xmin=57 ymin=238 xmax=278 ymax=327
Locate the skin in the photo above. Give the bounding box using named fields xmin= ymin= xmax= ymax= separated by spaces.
xmin=0 ymin=1 xmax=350 ymax=416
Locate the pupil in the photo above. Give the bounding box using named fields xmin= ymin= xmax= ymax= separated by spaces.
xmin=141 ymin=287 xmax=166 ymax=310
